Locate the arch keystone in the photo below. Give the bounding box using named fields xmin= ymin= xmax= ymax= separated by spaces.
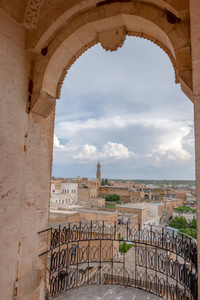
xmin=99 ymin=27 xmax=126 ymax=51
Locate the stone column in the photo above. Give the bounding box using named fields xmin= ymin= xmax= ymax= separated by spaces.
xmin=190 ymin=0 xmax=200 ymax=294
xmin=194 ymin=96 xmax=200 ymax=265
xmin=0 ymin=8 xmax=56 ymax=299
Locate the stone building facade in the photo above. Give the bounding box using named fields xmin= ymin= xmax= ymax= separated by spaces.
xmin=49 ymin=208 xmax=118 ymax=225
xmin=115 ymin=203 xmax=160 ymax=225
xmin=99 ymin=186 xmax=144 ymax=203
xmin=78 ymin=187 xmax=105 ymax=208
xmin=50 ymin=182 xmax=78 ymax=205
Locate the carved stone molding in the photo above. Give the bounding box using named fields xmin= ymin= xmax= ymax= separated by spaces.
xmin=55 ymin=31 xmax=179 ymax=101
xmin=31 ymin=89 xmax=56 ymax=118
xmin=99 ymin=27 xmax=127 ymax=52
xmin=23 ymin=0 xmax=45 ymax=30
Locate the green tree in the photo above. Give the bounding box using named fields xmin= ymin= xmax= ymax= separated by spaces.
xmin=189 ymin=216 xmax=197 ymax=229
xmin=174 ymin=206 xmax=196 ymax=212
xmin=105 ymin=194 xmax=120 ymax=202
xmin=105 ymin=178 xmax=109 ymax=185
xmin=101 ymin=178 xmax=105 ymax=186
xmin=168 ymin=216 xmax=187 ymax=229
xmin=178 ymin=228 xmax=197 ymax=239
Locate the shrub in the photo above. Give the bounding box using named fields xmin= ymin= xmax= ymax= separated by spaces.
xmin=119 ymin=242 xmax=133 ymax=253
xmin=105 ymin=194 xmax=120 ymax=202
xmin=178 ymin=228 xmax=197 ymax=239
xmin=168 ymin=216 xmax=187 ymax=229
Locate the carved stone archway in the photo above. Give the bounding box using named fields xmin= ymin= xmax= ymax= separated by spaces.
xmin=1 ymin=1 xmax=200 ymax=300
xmin=29 ymin=1 xmax=192 ymax=117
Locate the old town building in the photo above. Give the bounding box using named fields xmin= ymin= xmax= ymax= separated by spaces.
xmin=50 ymin=182 xmax=78 ymax=205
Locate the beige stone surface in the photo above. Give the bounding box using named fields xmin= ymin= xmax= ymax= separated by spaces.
xmin=190 ymin=0 xmax=200 ymax=292
xmin=27 ymin=1 xmax=192 ymax=116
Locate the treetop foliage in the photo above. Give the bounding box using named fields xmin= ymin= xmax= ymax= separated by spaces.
xmin=105 ymin=194 xmax=120 ymax=202
xmin=168 ymin=216 xmax=188 ymax=229
xmin=178 ymin=228 xmax=197 ymax=239
xmin=168 ymin=216 xmax=197 ymax=239
xmin=101 ymin=178 xmax=110 ymax=186
xmin=174 ymin=206 xmax=196 ymax=212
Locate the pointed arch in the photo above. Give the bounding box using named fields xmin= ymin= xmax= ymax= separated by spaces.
xmin=30 ymin=2 xmax=192 ymax=117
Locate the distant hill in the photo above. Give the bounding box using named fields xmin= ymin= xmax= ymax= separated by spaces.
xmin=108 ymin=179 xmax=195 ymax=187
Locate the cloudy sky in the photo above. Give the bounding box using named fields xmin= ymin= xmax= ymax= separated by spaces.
xmin=52 ymin=36 xmax=195 ymax=180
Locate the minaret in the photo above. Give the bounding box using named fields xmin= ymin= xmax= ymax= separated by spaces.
xmin=96 ymin=161 xmax=101 ymax=181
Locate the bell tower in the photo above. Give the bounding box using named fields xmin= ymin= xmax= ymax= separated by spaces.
xmin=96 ymin=161 xmax=101 ymax=181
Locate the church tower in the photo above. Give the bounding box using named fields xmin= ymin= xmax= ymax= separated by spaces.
xmin=96 ymin=161 xmax=101 ymax=181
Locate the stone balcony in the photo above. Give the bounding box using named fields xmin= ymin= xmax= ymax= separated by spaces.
xmin=38 ymin=221 xmax=198 ymax=300
xmin=53 ymin=284 xmax=162 ymax=299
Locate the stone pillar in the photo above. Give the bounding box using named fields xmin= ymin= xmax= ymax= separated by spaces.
xmin=190 ymin=0 xmax=200 ymax=294
xmin=16 ymin=109 xmax=55 ymax=300
xmin=194 ymin=96 xmax=200 ymax=253
xmin=0 ymin=8 xmax=55 ymax=300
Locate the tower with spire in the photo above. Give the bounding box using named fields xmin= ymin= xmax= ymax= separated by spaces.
xmin=96 ymin=161 xmax=101 ymax=182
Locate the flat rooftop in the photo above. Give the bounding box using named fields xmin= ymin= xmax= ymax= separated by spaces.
xmin=116 ymin=203 xmax=150 ymax=210
xmin=50 ymin=204 xmax=83 ymax=209
xmin=50 ymin=207 xmax=117 ymax=216
xmin=50 ymin=209 xmax=78 ymax=215
xmin=76 ymin=208 xmax=117 ymax=215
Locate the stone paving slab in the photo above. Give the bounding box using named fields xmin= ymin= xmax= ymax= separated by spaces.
xmin=53 ymin=284 xmax=162 ymax=300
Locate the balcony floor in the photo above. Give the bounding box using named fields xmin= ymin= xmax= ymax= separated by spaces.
xmin=53 ymin=284 xmax=162 ymax=299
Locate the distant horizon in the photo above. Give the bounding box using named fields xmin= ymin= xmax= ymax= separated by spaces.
xmin=52 ymin=176 xmax=195 ymax=183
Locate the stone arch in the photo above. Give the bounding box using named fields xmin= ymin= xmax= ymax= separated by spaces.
xmin=31 ymin=2 xmax=192 ymax=117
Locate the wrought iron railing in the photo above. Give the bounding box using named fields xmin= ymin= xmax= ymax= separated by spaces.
xmin=38 ymin=221 xmax=197 ymax=299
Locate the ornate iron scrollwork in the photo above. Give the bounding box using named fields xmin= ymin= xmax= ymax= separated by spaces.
xmin=39 ymin=221 xmax=197 ymax=299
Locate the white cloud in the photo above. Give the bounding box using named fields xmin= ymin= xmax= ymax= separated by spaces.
xmin=54 ymin=129 xmax=192 ymax=166
xmin=53 ymin=134 xmax=65 ymax=151
xmin=73 ymin=142 xmax=135 ymax=160
xmin=52 ymin=38 xmax=195 ymax=179
xmin=56 ymin=115 xmax=193 ymax=141
xmin=73 ymin=144 xmax=97 ymax=159
xmin=151 ymin=121 xmax=192 ymax=161
xmin=55 ymin=116 xmax=193 ymax=163
xmin=101 ymin=142 xmax=132 ymax=159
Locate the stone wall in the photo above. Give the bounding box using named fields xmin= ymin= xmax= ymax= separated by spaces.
xmin=163 ymin=199 xmax=184 ymax=220
xmin=174 ymin=191 xmax=187 ymax=201
xmin=0 ymin=8 xmax=54 ymax=300
xmin=79 ymin=210 xmax=118 ymax=223
xmin=99 ymin=186 xmax=143 ymax=203
xmin=115 ymin=206 xmax=148 ymax=224
xmin=49 ymin=211 xmax=80 ymax=225
xmin=78 ymin=187 xmax=97 ymax=201
xmin=49 ymin=208 xmax=118 ymax=225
